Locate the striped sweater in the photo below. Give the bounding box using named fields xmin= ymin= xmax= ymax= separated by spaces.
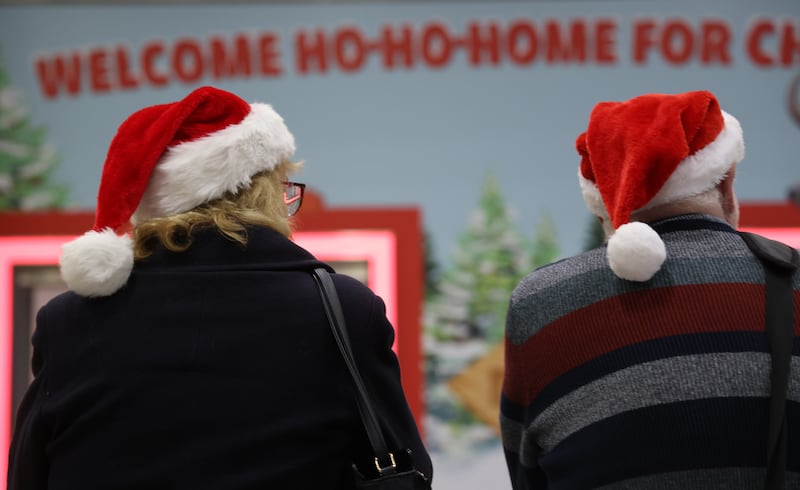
xmin=500 ymin=214 xmax=800 ymax=489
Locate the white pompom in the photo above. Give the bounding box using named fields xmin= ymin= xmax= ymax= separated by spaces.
xmin=59 ymin=228 xmax=134 ymax=297
xmin=606 ymin=221 xmax=666 ymax=282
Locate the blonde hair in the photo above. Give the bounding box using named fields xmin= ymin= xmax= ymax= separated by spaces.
xmin=133 ymin=161 xmax=302 ymax=260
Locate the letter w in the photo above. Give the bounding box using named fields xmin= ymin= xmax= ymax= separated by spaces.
xmin=36 ymin=53 xmax=82 ymax=99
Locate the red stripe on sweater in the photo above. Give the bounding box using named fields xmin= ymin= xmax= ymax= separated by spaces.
xmin=503 ymin=283 xmax=800 ymax=406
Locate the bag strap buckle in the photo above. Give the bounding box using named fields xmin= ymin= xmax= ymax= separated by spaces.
xmin=374 ymin=452 xmax=397 ymax=476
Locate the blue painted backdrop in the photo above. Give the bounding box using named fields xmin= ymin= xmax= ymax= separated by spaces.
xmin=1 ymin=1 xmax=798 ymax=266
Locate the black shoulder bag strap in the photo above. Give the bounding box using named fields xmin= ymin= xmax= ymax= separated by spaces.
xmin=311 ymin=267 xmax=399 ymax=476
xmin=739 ymin=232 xmax=798 ymax=490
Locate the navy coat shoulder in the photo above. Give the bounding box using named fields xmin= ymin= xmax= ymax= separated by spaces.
xmin=7 ymin=226 xmax=432 ymax=490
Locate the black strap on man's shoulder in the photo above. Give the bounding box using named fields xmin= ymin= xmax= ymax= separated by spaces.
xmin=739 ymin=231 xmax=798 ymax=490
xmin=740 ymin=231 xmax=800 ymax=272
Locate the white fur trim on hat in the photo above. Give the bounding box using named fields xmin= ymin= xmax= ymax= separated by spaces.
xmin=132 ymin=103 xmax=296 ymax=223
xmin=647 ymin=111 xmax=744 ymax=209
xmin=579 ymin=171 xmax=607 ymax=219
xmin=606 ymin=221 xmax=666 ymax=282
xmin=59 ymin=228 xmax=134 ymax=297
xmin=580 ymin=111 xmax=744 ymax=218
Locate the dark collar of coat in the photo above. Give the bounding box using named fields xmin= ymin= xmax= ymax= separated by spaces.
xmin=134 ymin=225 xmax=332 ymax=273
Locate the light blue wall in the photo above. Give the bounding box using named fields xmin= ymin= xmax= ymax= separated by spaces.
xmin=1 ymin=1 xmax=799 ymax=267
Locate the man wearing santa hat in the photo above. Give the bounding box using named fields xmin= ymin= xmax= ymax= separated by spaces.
xmin=500 ymin=90 xmax=799 ymax=489
xmin=7 ymin=86 xmax=432 ymax=489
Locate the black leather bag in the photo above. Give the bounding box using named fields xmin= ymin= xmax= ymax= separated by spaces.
xmin=311 ymin=268 xmax=431 ymax=490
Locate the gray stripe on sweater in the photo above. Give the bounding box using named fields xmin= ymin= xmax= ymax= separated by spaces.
xmin=507 ymin=255 xmax=766 ymax=344
xmin=504 ymin=353 xmax=800 ymax=460
xmin=507 ymin=222 xmax=800 ymax=345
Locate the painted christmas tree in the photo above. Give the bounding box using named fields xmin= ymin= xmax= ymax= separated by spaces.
xmin=427 ymin=173 xmax=532 ymax=344
xmin=0 ymin=54 xmax=67 ymax=210
xmin=424 ymin=172 xmax=559 ymax=452
xmin=530 ymin=212 xmax=560 ymax=270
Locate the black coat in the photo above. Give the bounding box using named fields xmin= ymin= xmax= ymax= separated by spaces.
xmin=7 ymin=226 xmax=432 ymax=490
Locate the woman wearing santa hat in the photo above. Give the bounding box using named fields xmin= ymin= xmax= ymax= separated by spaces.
xmin=7 ymin=86 xmax=432 ymax=489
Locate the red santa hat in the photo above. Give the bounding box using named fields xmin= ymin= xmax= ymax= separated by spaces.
xmin=576 ymin=90 xmax=744 ymax=281
xmin=60 ymin=86 xmax=296 ymax=297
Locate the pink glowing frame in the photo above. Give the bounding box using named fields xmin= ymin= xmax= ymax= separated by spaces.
xmin=0 ymin=230 xmax=397 ymax=488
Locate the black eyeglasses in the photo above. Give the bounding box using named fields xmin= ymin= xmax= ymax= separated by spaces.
xmin=283 ymin=181 xmax=306 ymax=216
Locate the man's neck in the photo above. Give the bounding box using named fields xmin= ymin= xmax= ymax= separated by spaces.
xmin=632 ymin=200 xmax=727 ymax=225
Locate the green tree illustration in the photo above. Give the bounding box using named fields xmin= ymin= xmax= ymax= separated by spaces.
xmin=429 ymin=172 xmax=532 ymax=344
xmin=423 ymin=172 xmax=560 ymax=450
xmin=423 ymin=229 xmax=440 ymax=300
xmin=0 ymin=54 xmax=68 ymax=210
xmin=530 ymin=211 xmax=559 ymax=268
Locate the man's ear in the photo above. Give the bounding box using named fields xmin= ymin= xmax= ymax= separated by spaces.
xmin=720 ymin=165 xmax=736 ymax=194
xmin=719 ymin=164 xmax=739 ymax=227
xmin=719 ymin=165 xmax=737 ymax=202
